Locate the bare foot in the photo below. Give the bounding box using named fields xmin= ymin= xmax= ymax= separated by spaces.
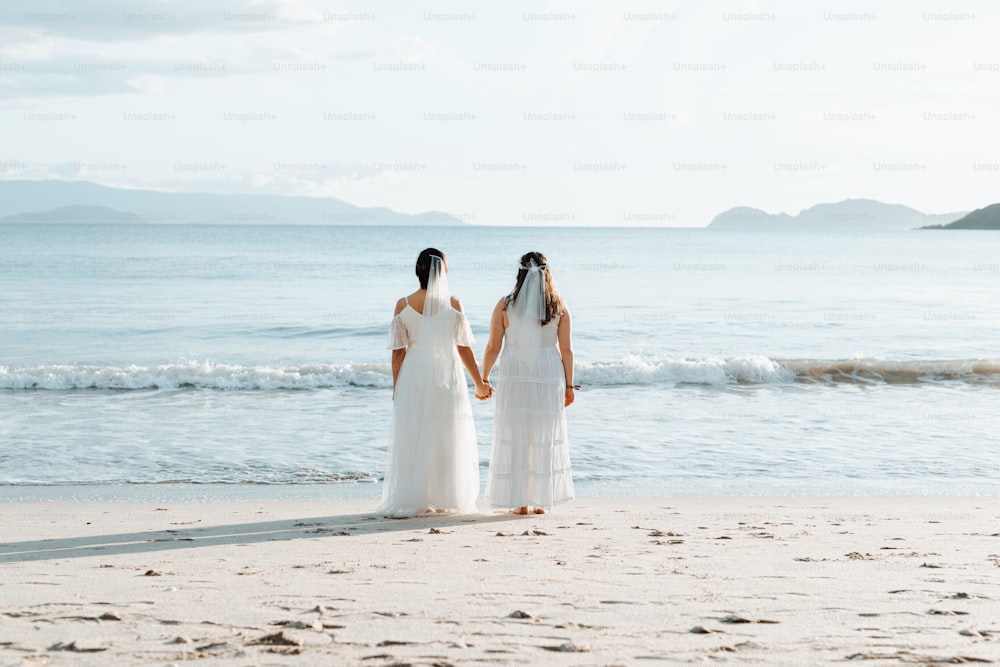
xmin=512 ymin=506 xmax=529 ymax=515
xmin=532 ymin=508 xmax=546 ymax=514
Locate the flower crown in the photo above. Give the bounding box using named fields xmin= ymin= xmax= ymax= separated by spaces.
xmin=520 ymin=260 xmax=548 ymax=270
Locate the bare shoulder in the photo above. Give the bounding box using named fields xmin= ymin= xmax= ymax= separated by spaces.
xmin=393 ymin=297 xmax=407 ymax=316
xmin=495 ymin=296 xmax=508 ymax=312
xmin=450 ymin=295 xmax=463 ymax=312
xmin=557 ymin=302 xmax=571 ymax=330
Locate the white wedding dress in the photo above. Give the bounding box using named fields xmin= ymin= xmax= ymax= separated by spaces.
xmin=379 ymin=294 xmax=480 ymax=517
xmin=485 ymin=308 xmax=574 ymax=509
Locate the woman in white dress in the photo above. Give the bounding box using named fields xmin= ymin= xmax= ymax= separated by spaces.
xmin=481 ymin=251 xmax=576 ymax=514
xmin=379 ymin=248 xmax=492 ymax=517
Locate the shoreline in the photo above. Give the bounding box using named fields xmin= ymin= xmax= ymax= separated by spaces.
xmin=2 ymin=497 xmax=998 ymax=664
xmin=5 ymin=480 xmax=1000 ymax=504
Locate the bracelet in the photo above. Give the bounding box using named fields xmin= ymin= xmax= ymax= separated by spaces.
xmin=566 ymin=384 xmax=579 ymax=389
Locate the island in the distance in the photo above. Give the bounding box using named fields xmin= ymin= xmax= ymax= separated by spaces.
xmin=708 ymin=199 xmax=966 ymax=230
xmin=0 ymin=205 xmax=148 ymax=225
xmin=919 ymin=203 xmax=1000 ymax=230
xmin=0 ymin=180 xmax=464 ymax=226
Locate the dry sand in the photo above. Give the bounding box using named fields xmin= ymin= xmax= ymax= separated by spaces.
xmin=2 ymin=497 xmax=999 ymax=665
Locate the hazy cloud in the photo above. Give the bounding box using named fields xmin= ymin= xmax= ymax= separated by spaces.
xmin=2 ymin=0 xmax=313 ymax=41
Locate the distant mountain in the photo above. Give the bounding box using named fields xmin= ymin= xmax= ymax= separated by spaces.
xmin=0 ymin=205 xmax=147 ymax=224
xmin=709 ymin=199 xmax=966 ymax=230
xmin=0 ymin=180 xmax=464 ymax=226
xmin=920 ymin=203 xmax=1000 ymax=230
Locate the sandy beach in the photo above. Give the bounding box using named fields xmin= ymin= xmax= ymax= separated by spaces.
xmin=2 ymin=497 xmax=999 ymax=665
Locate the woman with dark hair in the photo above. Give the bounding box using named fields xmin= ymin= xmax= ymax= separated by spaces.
xmin=379 ymin=248 xmax=491 ymax=517
xmin=480 ymin=251 xmax=575 ymax=514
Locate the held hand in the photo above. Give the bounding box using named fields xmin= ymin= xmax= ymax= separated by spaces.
xmin=564 ymin=386 xmax=576 ymax=407
xmin=474 ymin=382 xmax=492 ymax=401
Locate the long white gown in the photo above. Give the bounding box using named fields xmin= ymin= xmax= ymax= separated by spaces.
xmin=485 ymin=311 xmax=574 ymax=509
xmin=378 ymin=300 xmax=480 ymax=517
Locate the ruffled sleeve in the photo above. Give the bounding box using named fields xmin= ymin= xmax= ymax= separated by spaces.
xmin=454 ymin=311 xmax=475 ymax=348
xmin=387 ymin=314 xmax=409 ymax=350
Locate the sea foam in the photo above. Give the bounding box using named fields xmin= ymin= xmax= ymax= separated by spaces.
xmin=5 ymin=357 xmax=996 ymax=390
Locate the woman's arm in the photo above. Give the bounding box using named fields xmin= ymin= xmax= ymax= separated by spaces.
xmin=451 ymin=296 xmax=491 ymax=399
xmin=390 ymin=298 xmax=407 ymax=398
xmin=557 ymin=305 xmax=576 ymax=407
xmin=480 ymin=298 xmax=507 ymax=382
xmin=457 ymin=346 xmax=490 ymax=399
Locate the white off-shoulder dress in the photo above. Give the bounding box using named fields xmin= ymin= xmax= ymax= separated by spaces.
xmin=378 ymin=301 xmax=480 ymax=517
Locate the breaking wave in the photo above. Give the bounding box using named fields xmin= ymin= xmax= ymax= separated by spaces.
xmin=3 ymin=356 xmax=999 ymax=390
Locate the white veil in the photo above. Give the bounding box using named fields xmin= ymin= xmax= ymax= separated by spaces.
xmin=424 ymin=255 xmax=454 ymax=387
xmin=508 ymin=258 xmax=547 ymax=356
xmin=424 ymin=255 xmax=449 ymax=317
xmin=511 ymin=259 xmax=546 ymax=321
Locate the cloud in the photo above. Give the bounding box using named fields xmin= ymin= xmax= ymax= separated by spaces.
xmin=3 ymin=0 xmax=315 ymax=42
xmin=0 ymin=5 xmax=388 ymax=101
xmin=0 ymin=51 xmax=222 ymax=98
xmin=151 ymin=160 xmax=391 ymax=199
xmin=1 ymin=66 xmax=135 ymax=98
xmin=0 ymin=156 xmax=382 ymax=194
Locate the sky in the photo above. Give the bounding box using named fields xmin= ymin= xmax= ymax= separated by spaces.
xmin=1 ymin=0 xmax=998 ymax=226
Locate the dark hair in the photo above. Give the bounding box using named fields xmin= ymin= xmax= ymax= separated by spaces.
xmin=505 ymin=251 xmax=563 ymax=325
xmin=415 ymin=248 xmax=446 ymax=289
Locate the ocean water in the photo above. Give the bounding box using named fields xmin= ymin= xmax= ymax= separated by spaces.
xmin=2 ymin=224 xmax=999 ymax=500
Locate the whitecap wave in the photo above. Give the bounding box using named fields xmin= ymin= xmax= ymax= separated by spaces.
xmin=576 ymin=354 xmax=794 ymax=386
xmin=2 ymin=357 xmax=998 ymax=390
xmin=0 ymin=361 xmax=392 ymax=390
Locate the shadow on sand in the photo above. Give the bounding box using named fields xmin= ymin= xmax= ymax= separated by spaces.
xmin=0 ymin=511 xmax=528 ymax=564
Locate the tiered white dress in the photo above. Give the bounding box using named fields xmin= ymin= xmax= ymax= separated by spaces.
xmin=378 ymin=301 xmax=480 ymax=517
xmin=485 ymin=312 xmax=574 ymax=509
